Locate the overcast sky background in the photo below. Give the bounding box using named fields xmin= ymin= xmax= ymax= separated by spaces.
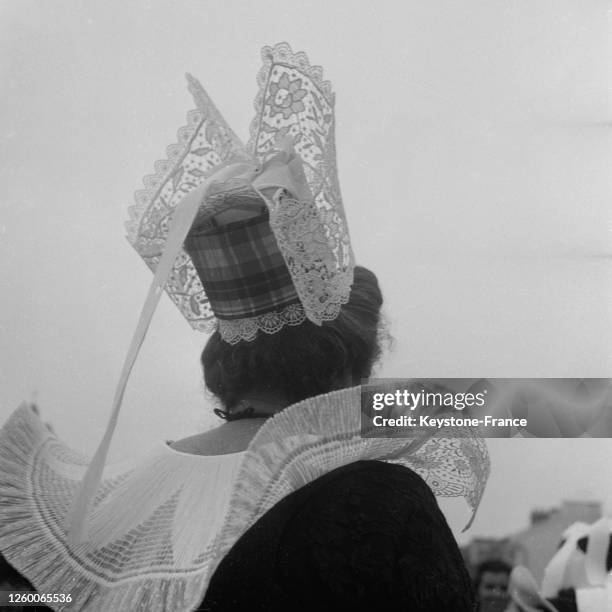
xmin=1 ymin=0 xmax=611 ymax=543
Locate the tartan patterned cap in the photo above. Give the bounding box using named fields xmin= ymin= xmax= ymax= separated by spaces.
xmin=184 ymin=191 xmax=300 ymax=321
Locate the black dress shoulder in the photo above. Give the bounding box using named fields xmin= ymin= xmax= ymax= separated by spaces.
xmin=200 ymin=460 xmax=475 ymax=611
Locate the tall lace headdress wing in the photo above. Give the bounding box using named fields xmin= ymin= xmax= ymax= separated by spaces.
xmin=246 ymin=43 xmax=354 ymax=327
xmin=125 ymin=75 xmax=249 ymax=331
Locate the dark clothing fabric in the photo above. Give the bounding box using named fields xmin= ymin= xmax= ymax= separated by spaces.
xmin=0 ymin=555 xmax=51 ymax=611
xmin=200 ymin=460 xmax=475 ymax=611
xmin=185 ymin=206 xmax=300 ymax=320
xmin=547 ymin=589 xmax=577 ymax=612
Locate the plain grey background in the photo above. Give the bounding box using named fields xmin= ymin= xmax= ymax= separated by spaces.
xmin=1 ymin=0 xmax=611 ymax=543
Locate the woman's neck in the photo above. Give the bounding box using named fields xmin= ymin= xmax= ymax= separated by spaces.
xmin=170 ymin=417 xmax=268 ymax=456
xmin=170 ymin=393 xmax=288 ymax=456
xmin=219 ymin=393 xmax=288 ymax=420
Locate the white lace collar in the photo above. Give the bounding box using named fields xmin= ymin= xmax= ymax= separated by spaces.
xmin=0 ymin=386 xmax=489 ymax=611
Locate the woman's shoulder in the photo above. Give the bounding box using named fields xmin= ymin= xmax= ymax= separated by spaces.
xmin=272 ymin=461 xmax=448 ymax=551
xmin=201 ymin=461 xmax=474 ymax=611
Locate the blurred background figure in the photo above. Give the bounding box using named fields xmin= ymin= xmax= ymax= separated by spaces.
xmin=508 ymin=517 xmax=612 ymax=612
xmin=474 ymin=559 xmax=512 ymax=612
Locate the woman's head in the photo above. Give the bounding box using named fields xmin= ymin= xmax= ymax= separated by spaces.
xmin=202 ymin=265 xmax=384 ymax=412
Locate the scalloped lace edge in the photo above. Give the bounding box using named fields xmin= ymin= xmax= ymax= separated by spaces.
xmin=125 ymin=74 xmax=247 ymax=247
xmin=217 ymin=293 xmax=350 ymax=344
xmin=126 ymin=106 xmax=202 ymax=246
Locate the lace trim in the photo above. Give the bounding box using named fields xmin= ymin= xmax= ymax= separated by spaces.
xmin=218 ymin=302 xmax=353 ymax=346
xmin=126 ymin=74 xmax=247 ymax=245
xmin=268 ymin=192 xmax=353 ymax=325
xmin=218 ymin=302 xmax=307 ymax=344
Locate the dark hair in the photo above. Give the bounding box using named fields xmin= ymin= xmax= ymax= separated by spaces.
xmin=474 ymin=559 xmax=512 ymax=589
xmin=201 ymin=265 xmax=384 ymax=411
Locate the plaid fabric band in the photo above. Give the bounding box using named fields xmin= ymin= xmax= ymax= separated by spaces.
xmin=184 ymin=210 xmax=300 ymax=320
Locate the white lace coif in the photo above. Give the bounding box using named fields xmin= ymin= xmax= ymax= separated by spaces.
xmin=125 ymin=42 xmax=354 ymax=344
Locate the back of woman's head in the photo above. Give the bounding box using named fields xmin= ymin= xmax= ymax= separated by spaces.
xmin=202 ymin=265 xmax=384 ymax=410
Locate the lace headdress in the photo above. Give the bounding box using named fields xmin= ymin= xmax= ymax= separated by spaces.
xmin=67 ymin=43 xmax=353 ymax=541
xmin=126 ymin=42 xmax=353 ymax=343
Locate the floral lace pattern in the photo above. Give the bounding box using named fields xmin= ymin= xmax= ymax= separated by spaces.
xmin=249 ymin=43 xmax=353 ymax=323
xmin=125 ymin=43 xmax=354 ymax=342
xmin=268 ymin=192 xmax=351 ymax=324
xmin=265 ymin=73 xmax=308 ymax=119
xmin=389 ymin=435 xmax=489 ymax=527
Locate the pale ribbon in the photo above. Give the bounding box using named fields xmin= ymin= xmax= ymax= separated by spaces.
xmin=67 ymin=140 xmax=312 ymax=545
